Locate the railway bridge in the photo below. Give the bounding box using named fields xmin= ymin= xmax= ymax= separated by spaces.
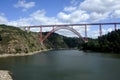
xmin=22 ymin=22 xmax=120 ymax=46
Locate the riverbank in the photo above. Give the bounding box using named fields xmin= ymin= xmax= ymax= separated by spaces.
xmin=0 ymin=70 xmax=13 ymax=80
xmin=0 ymin=49 xmax=50 ymax=58
xmin=0 ymin=49 xmax=51 ymax=80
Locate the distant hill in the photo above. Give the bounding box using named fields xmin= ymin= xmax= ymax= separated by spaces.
xmin=0 ymin=25 xmax=83 ymax=54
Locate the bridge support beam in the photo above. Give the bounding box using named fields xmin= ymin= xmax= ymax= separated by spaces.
xmin=99 ymin=24 xmax=102 ymax=36
xmin=40 ymin=27 xmax=43 ymax=43
xmin=53 ymin=26 xmax=55 ymax=31
xmin=114 ymin=24 xmax=117 ymax=31
xmin=27 ymin=27 xmax=30 ymax=33
xmin=39 ymin=27 xmax=45 ymax=49
xmin=22 ymin=27 xmax=26 ymax=31
xmin=84 ymin=24 xmax=88 ymax=42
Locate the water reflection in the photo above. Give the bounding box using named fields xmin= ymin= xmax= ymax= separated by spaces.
xmin=0 ymin=50 xmax=120 ymax=80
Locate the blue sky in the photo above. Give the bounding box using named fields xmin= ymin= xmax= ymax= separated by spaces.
xmin=0 ymin=0 xmax=73 ymax=20
xmin=0 ymin=0 xmax=120 ymax=37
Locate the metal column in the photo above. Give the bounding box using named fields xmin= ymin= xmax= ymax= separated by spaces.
xmin=85 ymin=24 xmax=88 ymax=42
xmin=40 ymin=27 xmax=43 ymax=43
xmin=114 ymin=24 xmax=117 ymax=31
xmin=99 ymin=24 xmax=102 ymax=36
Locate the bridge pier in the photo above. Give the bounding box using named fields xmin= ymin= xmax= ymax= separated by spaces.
xmin=21 ymin=27 xmax=27 ymax=31
xmin=84 ymin=24 xmax=88 ymax=42
xmin=27 ymin=27 xmax=30 ymax=33
xmin=21 ymin=27 xmax=26 ymax=31
xmin=40 ymin=27 xmax=43 ymax=43
xmin=23 ymin=22 xmax=120 ymax=45
xmin=114 ymin=24 xmax=117 ymax=31
xmin=99 ymin=24 xmax=102 ymax=36
xmin=39 ymin=27 xmax=46 ymax=49
xmin=53 ymin=26 xmax=55 ymax=31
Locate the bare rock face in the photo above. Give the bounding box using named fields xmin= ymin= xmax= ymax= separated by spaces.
xmin=0 ymin=70 xmax=13 ymax=80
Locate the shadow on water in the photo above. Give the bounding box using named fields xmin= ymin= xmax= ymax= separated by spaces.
xmin=83 ymin=50 xmax=120 ymax=59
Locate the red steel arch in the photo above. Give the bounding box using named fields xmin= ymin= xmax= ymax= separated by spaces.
xmin=23 ymin=22 xmax=120 ymax=47
xmin=40 ymin=27 xmax=87 ymax=43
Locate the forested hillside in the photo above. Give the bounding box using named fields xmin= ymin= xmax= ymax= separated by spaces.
xmin=0 ymin=25 xmax=82 ymax=54
xmin=0 ymin=25 xmax=42 ymax=54
xmin=83 ymin=29 xmax=120 ymax=53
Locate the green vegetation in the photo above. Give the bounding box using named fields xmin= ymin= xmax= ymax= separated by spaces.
xmin=63 ymin=37 xmax=83 ymax=49
xmin=82 ymin=29 xmax=120 ymax=53
xmin=1 ymin=24 xmax=120 ymax=54
xmin=43 ymin=32 xmax=82 ymax=49
xmin=0 ymin=25 xmax=42 ymax=54
xmin=43 ymin=32 xmax=68 ymax=49
xmin=0 ymin=25 xmax=82 ymax=54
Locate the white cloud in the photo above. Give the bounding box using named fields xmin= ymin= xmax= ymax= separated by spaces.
xmin=80 ymin=0 xmax=120 ymax=13
xmin=111 ymin=10 xmax=120 ymax=18
xmin=88 ymin=27 xmax=115 ymax=38
xmin=57 ymin=12 xmax=70 ymax=22
xmin=56 ymin=29 xmax=77 ymax=37
xmin=70 ymin=0 xmax=79 ymax=6
xmin=0 ymin=14 xmax=8 ymax=24
xmin=107 ymin=28 xmax=113 ymax=32
xmin=30 ymin=10 xmax=61 ymax=25
xmin=79 ymin=0 xmax=120 ymax=21
xmin=8 ymin=17 xmax=32 ymax=26
xmin=57 ymin=10 xmax=89 ymax=23
xmin=80 ymin=0 xmax=106 ymax=13
xmin=90 ymin=12 xmax=109 ymax=21
xmin=14 ymin=0 xmax=35 ymax=11
xmin=58 ymin=0 xmax=120 ymax=23
xmin=64 ymin=6 xmax=76 ymax=12
xmin=1 ymin=0 xmax=120 ymax=38
xmin=5 ymin=10 xmax=61 ymax=29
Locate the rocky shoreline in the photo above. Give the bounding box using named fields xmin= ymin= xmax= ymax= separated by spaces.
xmin=0 ymin=70 xmax=13 ymax=80
xmin=0 ymin=51 xmax=41 ymax=58
xmin=0 ymin=49 xmax=50 ymax=58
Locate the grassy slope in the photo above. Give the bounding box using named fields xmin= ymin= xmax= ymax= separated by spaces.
xmin=0 ymin=25 xmax=72 ymax=54
xmin=0 ymin=25 xmax=42 ymax=54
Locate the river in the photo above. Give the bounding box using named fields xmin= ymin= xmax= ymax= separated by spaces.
xmin=0 ymin=49 xmax=120 ymax=80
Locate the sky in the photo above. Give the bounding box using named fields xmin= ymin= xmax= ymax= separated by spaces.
xmin=0 ymin=0 xmax=120 ymax=38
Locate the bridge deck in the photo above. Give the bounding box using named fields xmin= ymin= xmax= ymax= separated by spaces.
xmin=24 ymin=22 xmax=120 ymax=28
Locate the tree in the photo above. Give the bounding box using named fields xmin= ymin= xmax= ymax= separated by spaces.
xmin=82 ymin=29 xmax=120 ymax=53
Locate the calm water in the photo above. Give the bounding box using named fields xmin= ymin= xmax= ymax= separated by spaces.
xmin=0 ymin=50 xmax=120 ymax=80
